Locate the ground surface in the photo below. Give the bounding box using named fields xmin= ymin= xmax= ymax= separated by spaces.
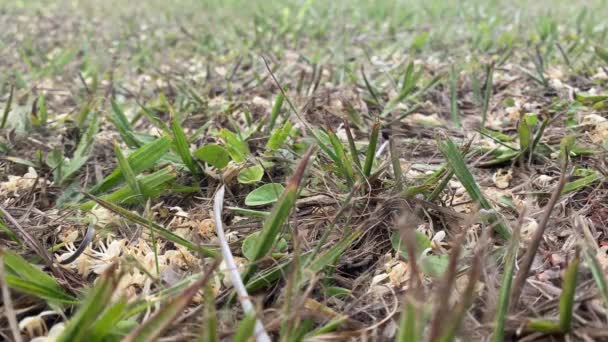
xmin=1 ymin=0 xmax=608 ymax=341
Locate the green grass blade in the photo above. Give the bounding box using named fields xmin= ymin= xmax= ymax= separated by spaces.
xmin=242 ymin=147 xmax=315 ymax=282
xmin=233 ymin=313 xmax=257 ymax=342
xmin=110 ymin=100 xmax=141 ymax=148
xmin=438 ymin=138 xmax=510 ymax=239
xmin=363 ymin=120 xmax=380 ymax=177
xmin=199 ymin=283 xmax=218 ymax=342
xmin=194 ymin=144 xmax=231 ymax=169
xmin=60 ymin=114 xmax=100 ymax=183
xmin=493 ymin=216 xmax=522 ymax=342
xmin=89 ymin=297 xmax=129 ymax=342
xmin=595 ymin=46 xmax=608 ymax=65
xmin=124 ymin=271 xmax=216 ymax=342
xmin=481 ymin=63 xmax=494 ymax=128
xmin=265 ymin=121 xmax=293 ymax=153
xmin=82 ymin=167 xmax=176 ymax=210
xmin=2 ymin=249 xmax=76 ymax=304
xmin=583 ymin=249 xmax=608 ymax=307
xmin=308 ymin=231 xmax=360 ymax=274
xmin=527 ymin=319 xmax=562 ymax=334
xmin=562 ymin=171 xmax=602 ymax=194
xmin=449 ymin=65 xmax=460 ymax=127
xmin=397 ymin=301 xmax=419 ymax=342
xmin=361 ymin=66 xmax=381 ymax=106
xmin=57 ymin=265 xmax=121 ymax=342
xmin=114 ymin=141 xmax=143 ymax=202
xmin=327 ymin=128 xmax=355 ymax=185
xmin=268 ymin=93 xmax=285 ymax=132
xmin=171 ymin=114 xmax=200 ymax=175
xmin=0 ymin=84 xmax=14 ymax=129
xmin=90 ymin=136 xmax=172 ymax=194
xmin=83 ymin=193 xmax=217 ymax=257
xmin=559 ymin=255 xmax=579 ymax=332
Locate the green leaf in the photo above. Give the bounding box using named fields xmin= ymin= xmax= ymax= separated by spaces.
xmin=242 ymin=232 xmax=260 ymax=261
xmin=419 ymin=254 xmax=449 ymax=278
xmin=245 ymin=183 xmax=285 ymax=206
xmin=242 ymin=231 xmax=286 ymax=261
xmin=90 ymin=136 xmax=172 ymax=194
xmin=266 ymin=121 xmax=293 ymax=152
xmin=193 ymin=144 xmax=230 ymax=169
xmin=575 ymin=92 xmax=608 ymax=104
xmin=518 ymin=113 xmax=538 ymax=151
xmin=397 ymin=301 xmax=422 ymax=342
xmin=391 ymin=231 xmax=431 ymax=260
xmin=238 ymin=165 xmax=264 ymax=184
xmin=562 ymin=171 xmax=601 ymax=194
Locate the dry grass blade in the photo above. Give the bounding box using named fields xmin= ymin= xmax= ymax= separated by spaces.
xmin=0 ymin=205 xmax=54 ymax=267
xmin=213 ymin=186 xmax=271 ymax=342
xmin=481 ymin=62 xmax=494 ymax=127
xmin=344 ymin=121 xmax=362 ymax=171
xmin=510 ymin=137 xmax=571 ymax=310
xmin=124 ymin=260 xmax=220 ymax=342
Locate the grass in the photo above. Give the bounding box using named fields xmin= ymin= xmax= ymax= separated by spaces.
xmin=1 ymin=0 xmax=608 ymax=340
